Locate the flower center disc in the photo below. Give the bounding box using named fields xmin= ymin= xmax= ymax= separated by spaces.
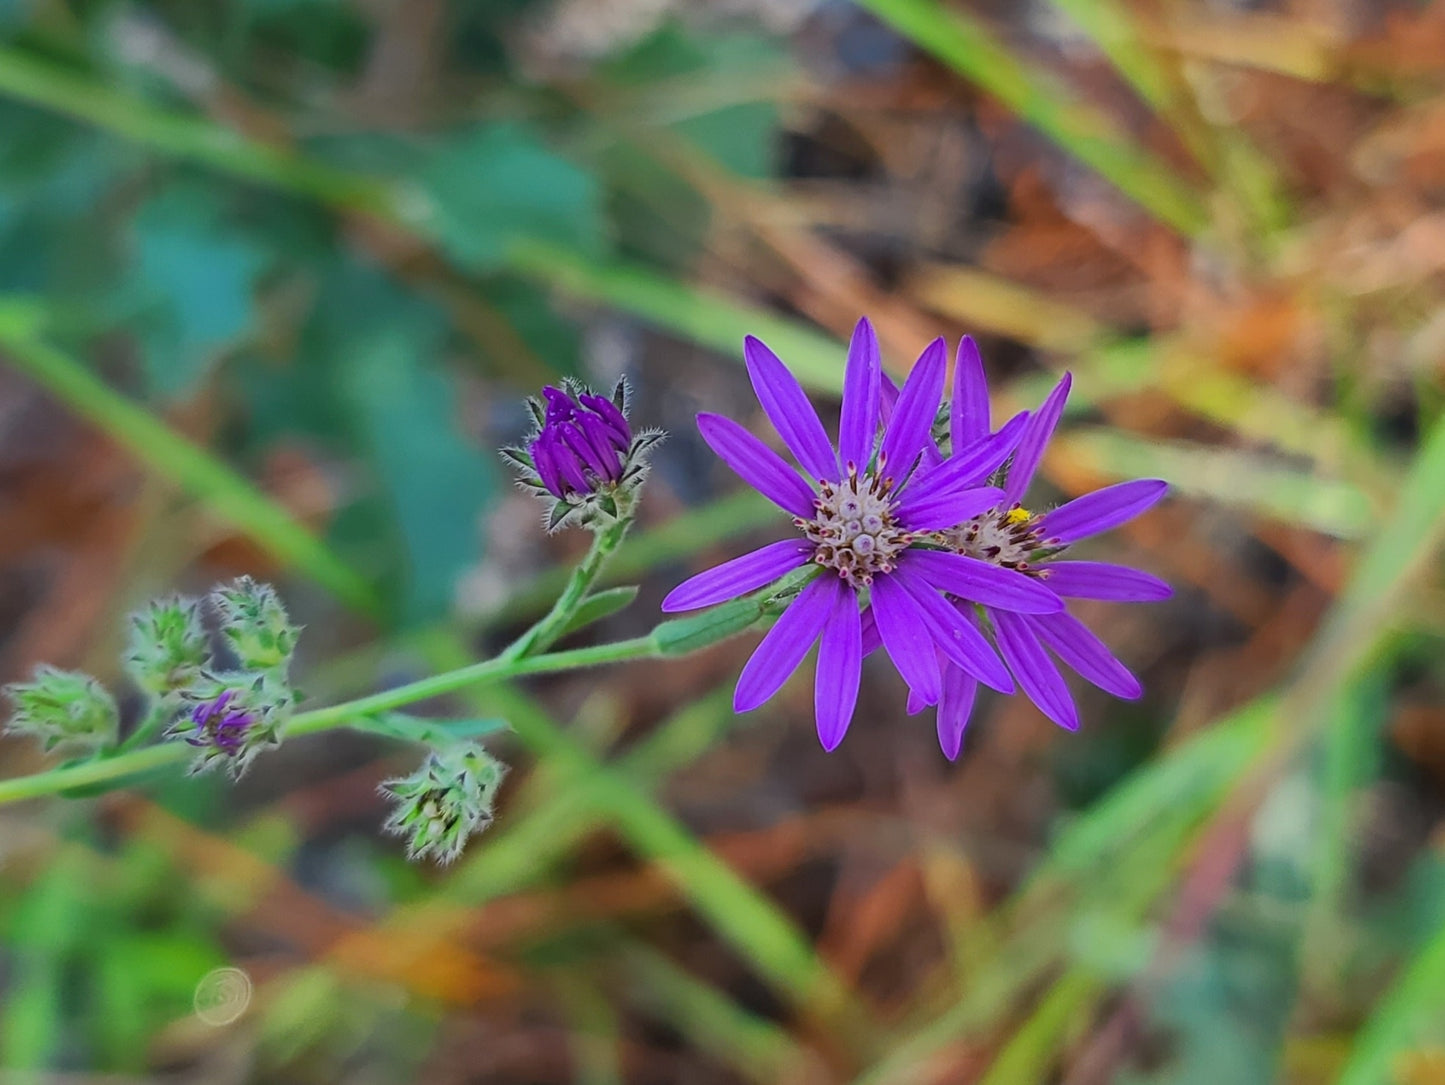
xmin=797 ymin=468 xmax=910 ymax=584
xmin=946 ymin=504 xmax=1046 ymax=572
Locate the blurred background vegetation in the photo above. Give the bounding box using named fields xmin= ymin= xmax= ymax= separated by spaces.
xmin=1 ymin=0 xmax=1444 ymax=1081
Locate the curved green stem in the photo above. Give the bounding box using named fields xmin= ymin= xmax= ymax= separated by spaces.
xmin=502 ymin=513 xmax=633 ymax=662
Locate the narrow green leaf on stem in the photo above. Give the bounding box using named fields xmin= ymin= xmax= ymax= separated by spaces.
xmin=557 ymin=586 xmax=641 ymax=639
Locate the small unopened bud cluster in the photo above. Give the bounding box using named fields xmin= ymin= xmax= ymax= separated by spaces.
xmin=502 ymin=379 xmax=662 ymax=532
xmin=162 ymin=577 xmax=300 ymax=777
xmin=4 ymin=576 xmax=301 ymax=778
xmin=4 ymin=667 xmax=118 ymax=752
xmin=380 ymin=743 xmax=506 ymax=865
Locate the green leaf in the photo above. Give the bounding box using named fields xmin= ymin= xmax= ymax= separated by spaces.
xmin=559 ymin=585 xmax=640 ymax=638
xmin=315 ymin=263 xmax=494 ymax=624
xmin=132 ymin=185 xmax=268 ymax=399
xmin=419 ymin=122 xmax=604 ymax=272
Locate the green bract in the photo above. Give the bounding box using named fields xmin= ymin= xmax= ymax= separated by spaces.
xmin=4 ymin=666 xmax=119 ymax=752
xmin=380 ymin=743 xmax=507 ymax=865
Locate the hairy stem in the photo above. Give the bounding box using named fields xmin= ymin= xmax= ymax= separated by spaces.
xmin=502 ymin=513 xmax=633 ymax=662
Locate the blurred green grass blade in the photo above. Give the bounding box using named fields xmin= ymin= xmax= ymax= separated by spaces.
xmin=1056 ymin=430 xmax=1375 ymax=539
xmin=1035 ymin=697 xmax=1276 ymax=883
xmin=556 ymin=978 xmax=625 ymax=1085
xmin=977 ymin=971 xmax=1100 ymax=1085
xmin=418 ymin=639 xmax=872 ymax=1042
xmin=853 ymin=0 xmax=1209 ymax=235
xmin=1044 ymin=0 xmax=1291 ymax=235
xmin=1 ymin=850 xmax=89 ymax=1070
xmin=0 ymin=302 xmax=380 ymax=616
xmin=441 ymin=687 xmax=737 ymax=902
xmin=0 ymin=46 xmax=389 ymax=211
xmin=0 ymin=47 xmax=848 ymax=397
xmin=506 ymin=239 xmax=845 ymax=392
xmin=1337 ymin=915 xmax=1445 ymax=1085
xmin=1301 ymin=409 xmax=1445 ymax=685
xmin=1046 ymin=0 xmax=1176 ymax=114
xmin=1301 ymin=672 xmax=1385 ymax=995
xmin=621 ymin=944 xmax=821 ymax=1084
xmin=483 ymin=683 xmax=870 ymax=1035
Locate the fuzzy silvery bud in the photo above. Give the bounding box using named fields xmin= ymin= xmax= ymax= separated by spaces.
xmin=380 ymin=743 xmax=506 ymax=865
xmin=211 ymin=577 xmax=299 ymax=674
xmin=4 ymin=666 xmax=119 ymax=752
xmin=125 ymin=595 xmax=210 ymax=697
xmin=502 ymin=379 xmax=662 ymax=533
xmin=169 ymin=670 xmax=293 ymax=777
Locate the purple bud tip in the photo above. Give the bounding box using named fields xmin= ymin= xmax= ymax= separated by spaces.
xmin=531 ymin=385 xmax=633 ymax=499
xmin=188 ymin=691 xmax=256 ymax=754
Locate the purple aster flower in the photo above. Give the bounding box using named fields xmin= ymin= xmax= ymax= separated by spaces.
xmin=169 ymin=672 xmax=291 ymax=777
xmin=505 ymin=380 xmax=661 ymax=531
xmin=663 ymin=319 xmax=1062 ymax=751
xmin=920 ymin=337 xmax=1171 ymax=758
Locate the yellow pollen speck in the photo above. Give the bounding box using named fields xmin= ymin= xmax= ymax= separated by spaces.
xmin=1005 ymin=506 xmax=1033 ymax=525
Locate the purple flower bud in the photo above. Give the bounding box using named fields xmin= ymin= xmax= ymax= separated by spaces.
xmin=187 ymin=690 xmax=255 ymax=755
xmin=169 ymin=672 xmax=292 ymax=777
xmin=528 ymin=385 xmax=634 ymax=500
xmin=505 ymin=380 xmax=661 ymax=532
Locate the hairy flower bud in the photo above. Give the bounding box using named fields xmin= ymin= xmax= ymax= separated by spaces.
xmin=503 ymin=379 xmax=662 ymax=532
xmin=211 ymin=577 xmax=299 ymax=673
xmin=125 ymin=595 xmax=210 ymax=697
xmin=4 ymin=666 xmax=119 ymax=752
xmin=380 ymin=743 xmax=506 ymax=865
xmin=169 ymin=671 xmax=293 ymax=777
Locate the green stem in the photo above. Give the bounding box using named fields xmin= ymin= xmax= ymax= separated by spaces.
xmin=114 ymin=699 xmax=174 ymax=755
xmin=502 ymin=513 xmax=632 ymax=662
xmin=0 ymin=595 xmax=759 ymax=807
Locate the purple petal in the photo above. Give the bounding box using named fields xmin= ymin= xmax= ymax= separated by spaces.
xmin=529 ymin=435 xmax=565 ymax=497
xmin=1004 ymin=373 xmax=1071 ymax=503
xmin=560 ymin=422 xmax=610 ymax=479
xmin=1041 ymin=479 xmax=1168 ymax=544
xmin=993 ymin=609 xmax=1079 ymax=731
xmin=860 ymin=606 xmax=882 ymax=657
xmin=950 ymin=336 xmax=990 ymax=450
xmin=744 ymin=336 xmax=839 ymax=484
xmin=908 ymin=550 xmax=1063 ymax=614
xmin=870 ymin=573 xmax=942 ymax=706
xmin=579 ymin=393 xmax=631 ymax=447
xmin=937 ymin=665 xmax=978 ymax=760
xmin=879 ymin=337 xmax=946 ymax=477
xmin=892 ymin=565 xmax=1014 ymax=692
xmin=697 ymin=412 xmax=816 ymax=518
xmin=912 ymin=411 xmax=1030 ymax=495
xmin=838 ymin=318 xmax=882 ymax=470
xmin=1027 ymin=612 xmax=1141 ymax=700
xmin=879 ymin=371 xmax=900 ymax=429
xmin=734 ymin=578 xmax=834 ymax=712
xmin=1043 ymin=561 xmax=1172 ymax=602
xmin=896 ymin=485 xmax=1003 ymax=533
xmin=579 ymin=414 xmax=624 ymax=479
xmin=907 ymin=686 xmax=929 ymax=716
xmin=815 ymin=580 xmax=862 ymax=750
xmin=661 ymin=540 xmax=811 ymax=613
